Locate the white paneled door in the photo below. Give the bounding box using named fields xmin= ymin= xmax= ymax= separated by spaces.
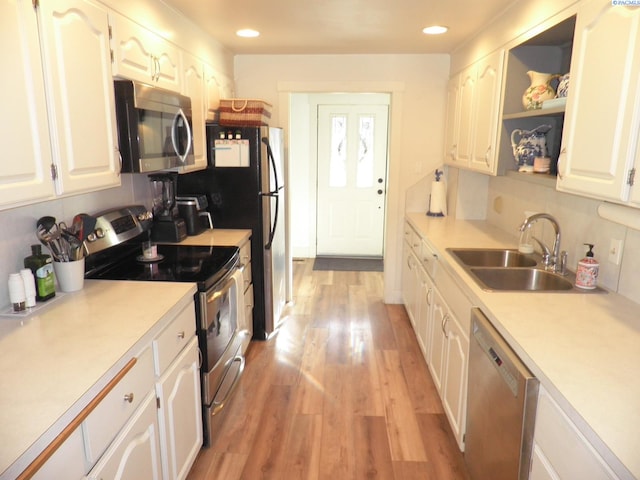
xmin=316 ymin=104 xmax=389 ymax=257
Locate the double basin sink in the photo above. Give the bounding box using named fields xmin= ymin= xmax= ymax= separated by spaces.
xmin=447 ymin=248 xmax=603 ymax=293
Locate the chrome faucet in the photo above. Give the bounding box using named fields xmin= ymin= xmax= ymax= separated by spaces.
xmin=519 ymin=213 xmax=566 ymax=274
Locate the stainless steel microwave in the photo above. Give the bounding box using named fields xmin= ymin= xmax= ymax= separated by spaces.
xmin=114 ymin=80 xmax=194 ymax=173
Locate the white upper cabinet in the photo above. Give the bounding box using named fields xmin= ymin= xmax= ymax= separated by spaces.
xmin=204 ymin=63 xmax=222 ymax=122
xmin=557 ymin=0 xmax=640 ymax=204
xmin=470 ymin=50 xmax=504 ymax=174
xmin=181 ymin=53 xmax=207 ymax=172
xmin=0 ymin=0 xmax=56 ymax=209
xmin=37 ymin=0 xmax=120 ymax=196
xmin=109 ymin=11 xmax=182 ymax=92
xmin=444 ymin=50 xmax=504 ymax=175
xmin=443 ymin=74 xmax=461 ymax=165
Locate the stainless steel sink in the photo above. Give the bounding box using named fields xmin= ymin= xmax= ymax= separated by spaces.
xmin=469 ymin=267 xmax=574 ymax=292
xmin=448 ymin=248 xmax=537 ymax=268
xmin=447 ymin=248 xmax=606 ymax=293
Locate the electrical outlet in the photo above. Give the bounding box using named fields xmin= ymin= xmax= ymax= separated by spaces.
xmin=609 ymin=238 xmax=624 ymax=265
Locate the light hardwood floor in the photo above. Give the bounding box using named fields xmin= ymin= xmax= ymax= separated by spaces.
xmin=187 ymin=259 xmax=471 ymax=480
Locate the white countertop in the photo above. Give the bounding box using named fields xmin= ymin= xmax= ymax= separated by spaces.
xmin=406 ymin=213 xmax=640 ymax=479
xmin=166 ymin=228 xmax=251 ymax=247
xmin=0 ymin=279 xmax=196 ymax=478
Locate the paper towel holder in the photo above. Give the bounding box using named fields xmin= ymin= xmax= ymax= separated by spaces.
xmin=427 ymin=169 xmax=446 ymax=217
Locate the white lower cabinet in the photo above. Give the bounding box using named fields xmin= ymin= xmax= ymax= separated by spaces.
xmin=401 ymin=219 xmax=470 ymax=451
xmin=29 ymin=300 xmax=201 ymax=480
xmin=427 ymin=284 xmax=469 ymax=450
xmin=530 ymin=386 xmax=621 ymax=480
xmin=88 ymin=391 xmax=163 ymax=480
xmin=31 ymin=426 xmax=86 ymax=480
xmin=415 ymin=266 xmax=434 ymax=357
xmin=155 ymin=336 xmax=202 ymax=480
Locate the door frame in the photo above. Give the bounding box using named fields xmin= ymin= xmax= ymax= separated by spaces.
xmin=279 ymin=81 xmax=405 ymax=304
xmin=305 ymin=93 xmax=391 ymax=258
xmin=315 ymin=99 xmax=390 ymax=258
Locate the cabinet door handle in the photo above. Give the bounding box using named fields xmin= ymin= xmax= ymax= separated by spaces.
xmin=123 ymin=393 xmax=134 ymax=403
xmin=485 ymin=146 xmax=491 ymax=166
xmin=450 ymin=145 xmax=457 ymax=160
xmin=426 ymin=288 xmax=433 ymax=306
xmin=557 ymin=147 xmax=566 ymax=180
xmin=441 ymin=314 xmax=450 ymax=339
xmin=177 ymin=331 xmax=185 ymax=339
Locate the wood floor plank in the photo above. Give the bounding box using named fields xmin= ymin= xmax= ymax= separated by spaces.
xmin=187 ymin=451 xmax=247 ymax=480
xmin=376 ymin=349 xmax=428 ymax=462
xmin=392 ymin=460 xmax=438 ymax=480
xmin=353 ymin=415 xmax=396 ymax=479
xmin=319 ymin=364 xmax=356 ymax=480
xmin=282 ymin=414 xmax=323 ymax=480
xmin=293 ymin=328 xmax=329 ymax=415
xmin=417 ymin=413 xmax=471 ymax=480
xmin=400 ymin=344 xmax=445 ymax=415
xmin=186 ymin=259 xmax=470 ymax=480
xmin=238 ymin=385 xmax=293 ymax=479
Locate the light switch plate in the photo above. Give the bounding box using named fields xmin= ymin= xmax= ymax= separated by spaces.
xmin=609 ymin=238 xmax=623 ymax=265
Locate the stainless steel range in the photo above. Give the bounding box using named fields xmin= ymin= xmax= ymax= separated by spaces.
xmin=83 ymin=205 xmax=244 ymax=447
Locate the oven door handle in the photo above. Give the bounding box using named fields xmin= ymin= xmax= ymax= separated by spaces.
xmin=211 ymin=355 xmax=245 ymax=416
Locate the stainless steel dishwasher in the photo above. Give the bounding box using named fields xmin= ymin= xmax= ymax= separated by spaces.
xmin=465 ymin=308 xmax=539 ymax=480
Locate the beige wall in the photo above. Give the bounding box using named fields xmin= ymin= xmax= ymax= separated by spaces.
xmin=234 ymin=54 xmax=450 ymax=303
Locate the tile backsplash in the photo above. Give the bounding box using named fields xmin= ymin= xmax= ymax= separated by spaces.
xmin=485 ymin=173 xmax=638 ymax=302
xmin=0 ymin=174 xmax=153 ymax=309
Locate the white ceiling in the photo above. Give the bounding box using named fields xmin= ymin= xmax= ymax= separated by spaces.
xmin=162 ymin=0 xmax=518 ymax=54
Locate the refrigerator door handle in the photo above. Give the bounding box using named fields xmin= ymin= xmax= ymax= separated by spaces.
xmin=261 ymin=136 xmax=280 ymax=191
xmin=260 ymin=136 xmax=281 ymax=250
xmin=261 ymin=191 xmax=279 ymax=250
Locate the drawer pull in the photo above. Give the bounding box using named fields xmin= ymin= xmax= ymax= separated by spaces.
xmin=123 ymin=393 xmax=134 ymax=403
xmin=177 ymin=331 xmax=185 ymax=339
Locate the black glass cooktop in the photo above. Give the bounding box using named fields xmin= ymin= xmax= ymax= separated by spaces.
xmin=85 ymin=243 xmax=239 ymax=292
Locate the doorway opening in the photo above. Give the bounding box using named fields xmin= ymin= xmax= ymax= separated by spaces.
xmin=289 ymin=92 xmax=390 ymax=262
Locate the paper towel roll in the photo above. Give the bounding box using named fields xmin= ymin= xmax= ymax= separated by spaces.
xmin=597 ymin=202 xmax=640 ymax=231
xmin=428 ymin=181 xmax=446 ymax=216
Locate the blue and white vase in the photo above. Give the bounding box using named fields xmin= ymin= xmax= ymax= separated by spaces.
xmin=556 ymin=73 xmax=570 ymax=98
xmin=511 ymin=124 xmax=552 ymax=172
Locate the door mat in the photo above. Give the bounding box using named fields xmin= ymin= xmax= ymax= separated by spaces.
xmin=313 ymin=257 xmax=383 ymax=272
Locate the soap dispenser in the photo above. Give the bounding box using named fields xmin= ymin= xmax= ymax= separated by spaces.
xmin=575 ymin=243 xmax=599 ymax=289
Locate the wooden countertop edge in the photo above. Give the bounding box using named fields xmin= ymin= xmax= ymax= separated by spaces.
xmin=16 ymin=357 xmax=138 ymax=480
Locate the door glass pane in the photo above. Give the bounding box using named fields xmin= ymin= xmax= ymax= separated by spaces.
xmin=329 ymin=115 xmax=347 ymax=187
xmin=357 ymin=116 xmax=374 ymax=187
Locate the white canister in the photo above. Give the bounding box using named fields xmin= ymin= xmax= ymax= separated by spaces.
xmin=8 ymin=273 xmax=26 ymax=312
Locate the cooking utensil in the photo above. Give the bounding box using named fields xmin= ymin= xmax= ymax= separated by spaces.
xmin=36 ymin=216 xmax=66 ymax=261
xmin=73 ymin=213 xmax=96 ymax=241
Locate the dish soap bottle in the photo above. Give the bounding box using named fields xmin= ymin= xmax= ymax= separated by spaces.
xmin=24 ymin=244 xmax=56 ymax=301
xmin=575 ymin=243 xmax=599 ymax=290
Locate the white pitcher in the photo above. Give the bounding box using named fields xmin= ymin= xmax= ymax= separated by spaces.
xmin=522 ymin=71 xmax=560 ymax=110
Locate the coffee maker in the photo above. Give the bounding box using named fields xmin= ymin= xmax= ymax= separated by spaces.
xmin=148 ymin=172 xmax=187 ymax=242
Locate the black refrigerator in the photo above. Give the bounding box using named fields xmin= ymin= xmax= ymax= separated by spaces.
xmin=177 ymin=125 xmax=286 ymax=340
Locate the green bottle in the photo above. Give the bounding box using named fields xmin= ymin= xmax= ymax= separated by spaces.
xmin=24 ymin=244 xmax=56 ymax=301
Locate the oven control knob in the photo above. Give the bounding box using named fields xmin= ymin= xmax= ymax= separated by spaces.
xmin=87 ymin=232 xmax=96 ymax=242
xmin=95 ymin=228 xmax=105 ymax=239
xmin=137 ymin=211 xmax=152 ymax=221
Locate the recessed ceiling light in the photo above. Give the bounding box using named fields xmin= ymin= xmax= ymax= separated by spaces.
xmin=422 ymin=25 xmax=448 ymax=35
xmin=236 ymin=29 xmax=260 ymax=38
